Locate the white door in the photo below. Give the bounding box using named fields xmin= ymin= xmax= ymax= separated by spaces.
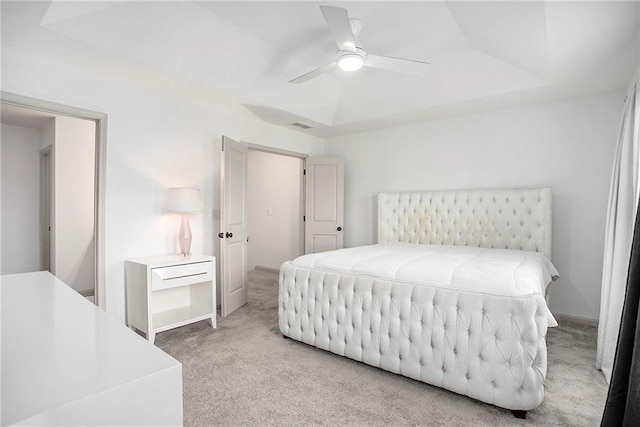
xmin=304 ymin=157 xmax=344 ymax=254
xmin=220 ymin=136 xmax=249 ymax=317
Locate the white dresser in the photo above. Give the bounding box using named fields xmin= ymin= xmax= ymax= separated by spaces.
xmin=125 ymin=254 xmax=216 ymax=343
xmin=1 ymin=271 xmax=183 ymax=426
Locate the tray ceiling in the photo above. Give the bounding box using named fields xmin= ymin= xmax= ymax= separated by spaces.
xmin=2 ymin=1 xmax=638 ymax=137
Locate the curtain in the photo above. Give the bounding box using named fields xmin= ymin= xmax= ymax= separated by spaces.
xmin=601 ymin=198 xmax=640 ymax=425
xmin=597 ymin=79 xmax=639 ymax=383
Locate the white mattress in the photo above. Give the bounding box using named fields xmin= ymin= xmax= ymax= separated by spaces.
xmin=291 ymin=243 xmax=559 ymax=325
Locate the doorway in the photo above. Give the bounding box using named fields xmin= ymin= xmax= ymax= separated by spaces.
xmin=247 ymin=150 xmax=304 ymax=272
xmin=40 ymin=146 xmax=52 ymax=272
xmin=219 ymin=137 xmax=307 ymax=317
xmin=0 ymin=92 xmax=107 ymax=308
xmin=219 ymin=137 xmax=344 ymax=317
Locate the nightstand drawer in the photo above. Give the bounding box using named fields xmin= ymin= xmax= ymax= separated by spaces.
xmin=151 ymin=261 xmax=212 ymax=291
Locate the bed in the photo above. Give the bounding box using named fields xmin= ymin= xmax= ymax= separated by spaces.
xmin=279 ymin=188 xmax=558 ymax=417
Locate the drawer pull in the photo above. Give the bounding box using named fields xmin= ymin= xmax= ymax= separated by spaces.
xmin=163 ymin=272 xmax=207 ymax=281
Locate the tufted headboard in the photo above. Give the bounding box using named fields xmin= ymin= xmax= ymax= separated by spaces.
xmin=378 ymin=188 xmax=552 ymax=259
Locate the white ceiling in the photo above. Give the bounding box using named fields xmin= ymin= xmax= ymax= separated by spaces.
xmin=2 ymin=1 xmax=639 ymax=137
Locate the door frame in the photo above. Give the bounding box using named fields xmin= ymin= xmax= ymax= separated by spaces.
xmin=244 ymin=141 xmax=308 ymax=261
xmin=219 ymin=140 xmax=307 ymax=311
xmin=1 ymin=91 xmax=108 ymax=310
xmin=243 ymin=142 xmax=309 ymax=161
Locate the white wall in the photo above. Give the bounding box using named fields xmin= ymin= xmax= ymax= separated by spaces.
xmin=2 ymin=47 xmax=325 ymax=322
xmin=54 ymin=116 xmax=96 ymax=294
xmin=6 ymin=36 xmax=619 ymax=324
xmin=324 ymin=91 xmax=625 ymax=322
xmin=0 ymin=124 xmax=42 ymax=274
xmin=247 ymin=151 xmax=302 ymax=271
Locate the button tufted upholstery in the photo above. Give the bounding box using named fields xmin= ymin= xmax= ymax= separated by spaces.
xmin=279 ymin=187 xmax=554 ymax=412
xmin=279 ymin=266 xmax=549 ymax=411
xmin=377 ymin=188 xmax=552 ymax=259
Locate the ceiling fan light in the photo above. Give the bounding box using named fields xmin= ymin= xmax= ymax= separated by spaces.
xmin=338 ymin=53 xmax=364 ymax=72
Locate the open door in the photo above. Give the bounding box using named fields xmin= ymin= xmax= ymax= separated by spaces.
xmin=304 ymin=157 xmax=344 ymax=254
xmin=220 ymin=136 xmax=248 ymax=317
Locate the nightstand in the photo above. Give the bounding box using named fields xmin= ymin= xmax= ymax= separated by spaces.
xmin=125 ymin=254 xmax=216 ymax=343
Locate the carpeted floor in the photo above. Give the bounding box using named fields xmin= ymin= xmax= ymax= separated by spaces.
xmin=156 ymin=269 xmax=608 ymax=426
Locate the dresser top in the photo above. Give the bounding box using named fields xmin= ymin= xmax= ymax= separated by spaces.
xmin=126 ymin=254 xmax=214 ymax=268
xmin=0 ymin=271 xmax=181 ymax=425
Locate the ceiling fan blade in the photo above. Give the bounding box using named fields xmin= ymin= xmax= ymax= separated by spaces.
xmin=365 ymin=54 xmax=429 ymax=76
xmin=320 ymin=6 xmax=357 ymax=53
xmin=289 ymin=62 xmax=336 ymax=84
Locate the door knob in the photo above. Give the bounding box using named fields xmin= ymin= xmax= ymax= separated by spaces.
xmin=226 ymin=232 xmax=233 ymax=238
xmin=218 ymin=233 xmax=224 ymax=238
xmin=337 ymin=226 xmax=342 ymax=232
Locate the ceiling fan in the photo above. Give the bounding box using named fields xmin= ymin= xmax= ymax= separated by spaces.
xmin=290 ymin=5 xmax=429 ymax=84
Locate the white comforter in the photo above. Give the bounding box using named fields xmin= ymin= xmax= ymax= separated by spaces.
xmin=290 ymin=243 xmax=559 ymax=323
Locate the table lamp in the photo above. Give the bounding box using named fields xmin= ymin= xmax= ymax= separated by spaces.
xmin=166 ymin=187 xmax=202 ymax=256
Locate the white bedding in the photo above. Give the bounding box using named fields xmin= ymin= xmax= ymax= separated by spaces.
xmin=291 ymin=243 xmax=559 ymax=325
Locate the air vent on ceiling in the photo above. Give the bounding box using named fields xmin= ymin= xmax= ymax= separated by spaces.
xmin=291 ymin=122 xmax=313 ymax=129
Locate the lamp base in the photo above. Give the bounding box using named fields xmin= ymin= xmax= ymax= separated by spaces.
xmin=178 ymin=213 xmax=192 ymax=256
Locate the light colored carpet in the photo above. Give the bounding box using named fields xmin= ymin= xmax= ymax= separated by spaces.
xmin=156 ymin=269 xmax=607 ymax=426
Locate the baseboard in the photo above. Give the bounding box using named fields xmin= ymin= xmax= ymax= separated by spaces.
xmin=254 ymin=265 xmax=280 ymax=274
xmin=553 ymin=313 xmax=599 ymax=327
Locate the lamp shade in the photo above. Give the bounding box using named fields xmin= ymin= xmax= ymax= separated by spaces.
xmin=166 ymin=187 xmax=202 ymax=213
